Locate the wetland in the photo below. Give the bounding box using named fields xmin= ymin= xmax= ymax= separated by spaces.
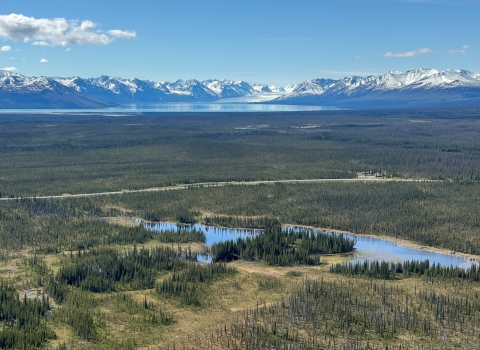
xmin=144 ymin=221 xmax=475 ymax=268
xmin=2 ymin=108 xmax=480 ymax=349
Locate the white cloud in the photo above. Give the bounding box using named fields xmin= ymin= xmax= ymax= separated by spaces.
xmin=108 ymin=30 xmax=137 ymax=39
xmin=0 ymin=13 xmax=137 ymax=47
xmin=1 ymin=45 xmax=11 ymax=51
xmin=448 ymin=45 xmax=470 ymax=54
xmin=382 ymin=48 xmax=432 ymax=57
xmin=353 ymin=55 xmax=361 ymax=60
xmin=32 ymin=41 xmax=50 ymax=46
xmin=1 ymin=66 xmax=16 ymax=71
xmin=40 ymin=58 xmax=48 ymax=63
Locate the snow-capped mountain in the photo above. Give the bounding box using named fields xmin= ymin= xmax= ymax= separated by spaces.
xmin=275 ymin=69 xmax=480 ymax=108
xmin=284 ymin=84 xmax=298 ymax=94
xmin=289 ymin=78 xmax=338 ymax=96
xmin=269 ymin=85 xmax=285 ymax=93
xmin=1 ymin=68 xmax=480 ymax=109
xmin=287 ymin=69 xmax=480 ymax=97
xmin=56 ymin=76 xmax=170 ymax=103
xmin=0 ymin=72 xmax=284 ymax=108
xmin=164 ymin=79 xmax=219 ymax=101
xmin=250 ymin=83 xmax=272 ymax=94
xmin=202 ymin=79 xmax=254 ymax=98
xmin=0 ymin=71 xmax=115 ymax=108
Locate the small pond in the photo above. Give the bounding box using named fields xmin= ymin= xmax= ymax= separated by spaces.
xmin=144 ymin=221 xmax=261 ymax=263
xmin=143 ymin=221 xmax=475 ymax=268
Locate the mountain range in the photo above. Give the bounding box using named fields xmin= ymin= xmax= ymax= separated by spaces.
xmin=1 ymin=68 xmax=480 ymax=109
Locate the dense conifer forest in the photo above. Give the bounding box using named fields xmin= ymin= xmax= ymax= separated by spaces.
xmin=1 ymin=108 xmax=480 ymax=197
xmin=1 ymin=108 xmax=480 ymax=348
xmin=0 ymin=280 xmax=55 ymax=349
xmin=211 ymin=225 xmax=355 ymax=265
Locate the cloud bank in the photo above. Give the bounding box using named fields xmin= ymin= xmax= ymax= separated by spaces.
xmin=0 ymin=13 xmax=137 ymax=47
xmin=1 ymin=66 xmax=16 ymax=71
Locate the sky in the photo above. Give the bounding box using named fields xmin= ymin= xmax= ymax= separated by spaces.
xmin=0 ymin=0 xmax=478 ymax=86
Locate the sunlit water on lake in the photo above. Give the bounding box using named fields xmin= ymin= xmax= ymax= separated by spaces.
xmin=0 ymin=103 xmax=341 ymax=114
xmin=143 ymin=221 xmax=475 ymax=268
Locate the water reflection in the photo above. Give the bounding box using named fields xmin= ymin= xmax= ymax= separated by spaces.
xmin=142 ymin=221 xmax=475 ymax=268
xmin=0 ymin=103 xmax=340 ymax=114
xmin=286 ymin=226 xmax=474 ymax=268
xmin=145 ymin=221 xmax=261 ymax=246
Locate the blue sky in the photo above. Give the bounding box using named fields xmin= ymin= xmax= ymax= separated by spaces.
xmin=0 ymin=0 xmax=478 ymax=86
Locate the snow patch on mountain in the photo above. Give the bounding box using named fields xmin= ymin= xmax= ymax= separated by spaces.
xmin=280 ymin=68 xmax=480 ymax=100
xmin=284 ymin=84 xmax=298 ymax=94
xmin=202 ymin=79 xmax=254 ymax=98
xmin=2 ymin=68 xmax=480 ymax=109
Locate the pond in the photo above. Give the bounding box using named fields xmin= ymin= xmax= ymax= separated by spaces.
xmin=143 ymin=221 xmax=475 ymax=268
xmin=144 ymin=221 xmax=262 ymax=263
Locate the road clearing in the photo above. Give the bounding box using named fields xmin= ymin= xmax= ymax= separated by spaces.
xmin=0 ymin=176 xmax=436 ymax=201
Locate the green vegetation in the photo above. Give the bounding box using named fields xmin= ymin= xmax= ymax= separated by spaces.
xmin=204 ymin=216 xmax=279 ymax=229
xmin=2 ymin=109 xmax=480 ymax=348
xmin=0 ymin=280 xmax=55 ymax=349
xmin=2 ymin=108 xmax=480 ymax=198
xmin=156 ymin=263 xmax=237 ymax=307
xmin=110 ymin=181 xmax=480 ymax=255
xmin=331 ymin=259 xmax=480 ymax=282
xmin=211 ymin=224 xmax=355 ymax=265
xmin=53 ymin=246 xmax=186 ymax=293
xmin=155 ymin=228 xmax=206 ymax=244
xmin=177 ymin=277 xmax=480 ymax=349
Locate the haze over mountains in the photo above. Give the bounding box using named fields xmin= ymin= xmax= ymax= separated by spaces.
xmin=1 ymin=68 xmax=480 ymax=109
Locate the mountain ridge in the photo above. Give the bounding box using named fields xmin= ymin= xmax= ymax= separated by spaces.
xmin=1 ymin=68 xmax=480 ymax=109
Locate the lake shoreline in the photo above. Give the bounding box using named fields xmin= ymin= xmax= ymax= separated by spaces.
xmin=126 ymin=217 xmax=480 ymax=266
xmin=283 ymin=224 xmax=480 ymax=264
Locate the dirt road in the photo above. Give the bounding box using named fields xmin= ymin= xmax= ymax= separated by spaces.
xmin=0 ymin=176 xmax=433 ymax=201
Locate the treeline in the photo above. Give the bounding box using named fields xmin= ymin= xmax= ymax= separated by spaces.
xmin=144 ymin=209 xmax=200 ymax=224
xmin=156 ymin=263 xmax=237 ymax=306
xmin=124 ymin=181 xmax=480 ymax=255
xmin=156 ymin=228 xmax=206 ymax=244
xmin=0 ymin=196 xmax=210 ymax=258
xmin=5 ymin=180 xmax=480 ymax=260
xmin=211 ymin=225 xmax=355 ymax=266
xmin=0 ymin=280 xmax=55 ymax=349
xmin=0 ymin=202 xmax=156 ymax=257
xmin=331 ymin=259 xmax=480 ymax=281
xmin=93 ymin=180 xmax=480 ymax=256
xmin=51 ymin=246 xmax=187 ymax=294
xmin=204 ymin=215 xmax=279 ymax=229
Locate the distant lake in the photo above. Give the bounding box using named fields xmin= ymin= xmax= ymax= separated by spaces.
xmin=0 ymin=103 xmax=341 ymax=114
